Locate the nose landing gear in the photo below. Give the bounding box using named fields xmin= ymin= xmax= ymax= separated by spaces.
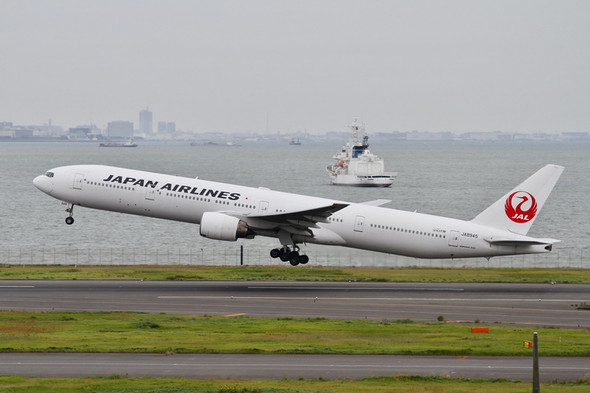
xmin=65 ymin=203 xmax=75 ymax=225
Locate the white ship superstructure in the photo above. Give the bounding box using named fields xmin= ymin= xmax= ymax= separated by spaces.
xmin=326 ymin=118 xmax=396 ymax=187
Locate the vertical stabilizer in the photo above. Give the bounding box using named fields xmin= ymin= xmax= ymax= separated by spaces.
xmin=470 ymin=164 xmax=564 ymax=235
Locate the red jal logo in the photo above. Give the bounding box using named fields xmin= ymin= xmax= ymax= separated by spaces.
xmin=505 ymin=191 xmax=538 ymax=223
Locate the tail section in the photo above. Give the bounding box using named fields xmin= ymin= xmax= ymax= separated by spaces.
xmin=471 ymin=164 xmax=564 ymax=235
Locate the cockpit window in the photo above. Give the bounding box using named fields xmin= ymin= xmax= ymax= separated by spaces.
xmin=45 ymin=172 xmax=54 ymax=178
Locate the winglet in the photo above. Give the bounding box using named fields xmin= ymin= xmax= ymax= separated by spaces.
xmin=471 ymin=164 xmax=564 ymax=235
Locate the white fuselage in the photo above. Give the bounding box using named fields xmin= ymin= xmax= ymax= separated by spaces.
xmin=33 ymin=165 xmax=557 ymax=260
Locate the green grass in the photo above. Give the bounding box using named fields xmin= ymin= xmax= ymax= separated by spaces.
xmin=1 ymin=311 xmax=588 ymax=356
xmin=1 ymin=265 xmax=590 ymax=283
xmin=0 ymin=375 xmax=589 ymax=393
xmin=1 ymin=266 xmax=588 ymax=390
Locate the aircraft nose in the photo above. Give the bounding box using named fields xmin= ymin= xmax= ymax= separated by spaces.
xmin=33 ymin=174 xmax=53 ymax=194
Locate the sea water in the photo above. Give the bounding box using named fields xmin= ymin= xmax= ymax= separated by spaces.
xmin=1 ymin=140 xmax=588 ymax=267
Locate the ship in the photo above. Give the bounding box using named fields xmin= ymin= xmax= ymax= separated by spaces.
xmin=99 ymin=139 xmax=138 ymax=148
xmin=189 ymin=141 xmax=240 ymax=147
xmin=326 ymin=118 xmax=397 ymax=187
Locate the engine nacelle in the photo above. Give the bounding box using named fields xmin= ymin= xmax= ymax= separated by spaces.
xmin=199 ymin=212 xmax=252 ymax=241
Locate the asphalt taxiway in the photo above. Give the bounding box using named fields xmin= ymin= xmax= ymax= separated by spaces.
xmin=1 ymin=280 xmax=588 ymax=328
xmin=0 ymin=353 xmax=589 ymax=382
xmin=1 ymin=280 xmax=589 ymax=381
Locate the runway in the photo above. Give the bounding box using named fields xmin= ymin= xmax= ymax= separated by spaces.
xmin=1 ymin=280 xmax=589 ymax=381
xmin=1 ymin=280 xmax=589 ymax=328
xmin=0 ymin=353 xmax=589 ymax=382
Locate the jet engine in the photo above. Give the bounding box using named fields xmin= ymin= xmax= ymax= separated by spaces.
xmin=199 ymin=212 xmax=252 ymax=241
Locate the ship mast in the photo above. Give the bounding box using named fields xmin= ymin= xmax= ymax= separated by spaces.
xmin=350 ymin=117 xmax=361 ymax=146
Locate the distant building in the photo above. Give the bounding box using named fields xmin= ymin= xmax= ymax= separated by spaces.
xmin=107 ymin=121 xmax=134 ymax=138
xmin=562 ymin=132 xmax=589 ymax=141
xmin=139 ymin=108 xmax=153 ymax=136
xmin=408 ymin=131 xmax=454 ymax=141
xmin=0 ymin=127 xmax=34 ymax=139
xmin=0 ymin=122 xmax=13 ymax=130
xmin=68 ymin=127 xmax=91 ymax=139
xmin=157 ymin=121 xmax=176 ymax=134
xmin=0 ymin=130 xmax=15 ymax=138
xmin=167 ymin=122 xmax=176 ymax=133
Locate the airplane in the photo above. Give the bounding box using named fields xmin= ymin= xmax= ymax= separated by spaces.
xmin=33 ymin=164 xmax=564 ymax=266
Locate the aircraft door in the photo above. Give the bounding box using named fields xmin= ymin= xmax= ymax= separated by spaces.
xmin=73 ymin=173 xmax=84 ymax=190
xmin=448 ymin=230 xmax=460 ymax=247
xmin=354 ymin=215 xmax=365 ymax=232
xmin=259 ymin=201 xmax=269 ymax=214
xmin=145 ymin=188 xmax=156 ymax=201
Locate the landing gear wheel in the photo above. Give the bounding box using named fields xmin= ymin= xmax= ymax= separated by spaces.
xmin=287 ymin=251 xmax=301 ymax=266
xmin=65 ymin=203 xmax=75 ymax=225
xmin=270 ymin=240 xmax=310 ymax=265
xmin=279 ymin=248 xmax=292 ymax=262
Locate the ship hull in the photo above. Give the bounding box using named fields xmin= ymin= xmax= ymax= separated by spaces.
xmin=330 ymin=174 xmax=396 ymax=187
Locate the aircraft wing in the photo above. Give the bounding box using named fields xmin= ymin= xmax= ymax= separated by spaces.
xmin=360 ymin=199 xmax=391 ymax=206
xmin=233 ymin=203 xmax=349 ymax=236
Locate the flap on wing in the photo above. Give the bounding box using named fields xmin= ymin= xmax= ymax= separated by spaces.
xmin=241 ymin=203 xmax=348 ymax=234
xmin=360 ymin=199 xmax=391 ymax=207
xmin=484 ymin=237 xmax=560 ymax=246
xmin=249 ymin=202 xmax=348 ymax=221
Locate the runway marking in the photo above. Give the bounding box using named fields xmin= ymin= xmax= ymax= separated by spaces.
xmin=0 ymin=285 xmax=35 ymax=288
xmin=247 ymin=286 xmax=466 ymax=291
xmin=1 ymin=360 xmax=588 ymax=372
xmin=224 ymin=313 xmax=247 ymax=317
xmin=157 ymin=295 xmax=586 ymax=303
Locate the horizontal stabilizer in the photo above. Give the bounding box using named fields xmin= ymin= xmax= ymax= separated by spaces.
xmin=484 ymin=237 xmax=560 ymax=246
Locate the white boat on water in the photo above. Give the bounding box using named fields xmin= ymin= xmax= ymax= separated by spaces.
xmin=326 ymin=118 xmax=397 ymax=187
xmin=99 ymin=139 xmax=138 ymax=148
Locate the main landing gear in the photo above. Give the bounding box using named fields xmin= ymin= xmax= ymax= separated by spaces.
xmin=271 ymin=230 xmax=310 ymax=266
xmin=64 ymin=203 xmax=75 ymax=225
xmin=270 ymin=246 xmax=309 ymax=266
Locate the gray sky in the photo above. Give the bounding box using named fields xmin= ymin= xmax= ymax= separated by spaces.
xmin=1 ymin=0 xmax=589 ymax=134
